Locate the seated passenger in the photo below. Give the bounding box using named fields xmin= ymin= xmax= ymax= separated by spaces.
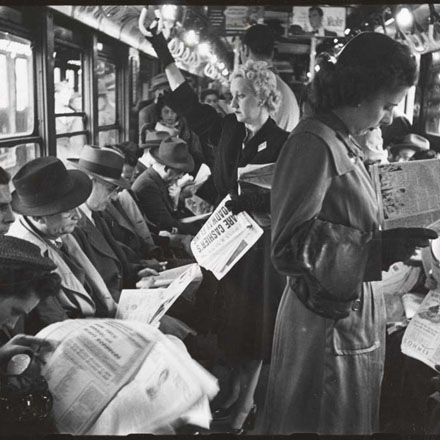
xmin=0 ymin=167 xmax=15 ymax=235
xmin=68 ymin=146 xmax=160 ymax=300
xmin=0 ymin=235 xmax=61 ymax=435
xmin=132 ymin=136 xmax=200 ymax=236
xmin=8 ymin=157 xmax=116 ymax=326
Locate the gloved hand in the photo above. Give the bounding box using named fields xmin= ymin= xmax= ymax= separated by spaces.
xmin=225 ymin=192 xmax=270 ymax=215
xmin=381 ymin=227 xmax=438 ymax=270
xmin=138 ymin=10 xmax=174 ymax=68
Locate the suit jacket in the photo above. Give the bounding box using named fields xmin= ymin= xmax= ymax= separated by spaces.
xmin=73 ymin=209 xmax=124 ymax=301
xmin=166 ymin=81 xmax=289 ymax=204
xmin=132 ymin=167 xmax=199 ymax=235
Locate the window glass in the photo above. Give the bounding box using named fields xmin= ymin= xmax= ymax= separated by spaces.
xmin=0 ymin=32 xmax=33 ymax=138
xmin=97 ymin=59 xmax=116 ymax=126
xmin=99 ymin=129 xmax=118 ymax=146
xmin=54 ymin=44 xmax=85 ymax=158
xmin=0 ymin=144 xmax=38 ymax=176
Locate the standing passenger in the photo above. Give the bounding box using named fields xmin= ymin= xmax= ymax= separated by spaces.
xmin=260 ymin=32 xmax=436 ymax=435
xmin=241 ymin=24 xmax=300 ymax=132
xmin=139 ymin=16 xmax=289 ymax=433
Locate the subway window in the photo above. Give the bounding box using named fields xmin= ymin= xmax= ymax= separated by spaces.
xmin=54 ymin=25 xmax=87 ymax=161
xmin=0 ymin=31 xmax=34 ymax=139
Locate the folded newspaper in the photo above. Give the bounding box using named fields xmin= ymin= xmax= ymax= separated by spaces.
xmin=237 ymin=162 xmax=275 ymax=228
xmin=37 ymin=319 xmax=218 ymax=435
xmin=119 ymin=263 xmax=202 ymax=326
xmin=370 ymin=159 xmax=440 ymax=229
xmin=190 ymin=195 xmax=263 ymax=280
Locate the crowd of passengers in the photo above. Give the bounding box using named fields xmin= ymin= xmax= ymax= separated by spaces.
xmin=4 ymin=20 xmax=440 ymax=436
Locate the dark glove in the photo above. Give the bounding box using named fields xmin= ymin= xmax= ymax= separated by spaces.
xmin=225 ymin=192 xmax=270 ymax=215
xmin=381 ymin=227 xmax=438 ymax=270
xmin=142 ymin=18 xmax=175 ymax=68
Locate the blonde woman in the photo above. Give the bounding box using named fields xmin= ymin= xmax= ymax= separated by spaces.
xmin=140 ymin=18 xmax=289 ymax=433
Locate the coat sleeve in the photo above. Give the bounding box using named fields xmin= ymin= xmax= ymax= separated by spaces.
xmin=271 ymin=132 xmax=335 ymax=276
xmin=165 ymin=82 xmax=223 ymax=149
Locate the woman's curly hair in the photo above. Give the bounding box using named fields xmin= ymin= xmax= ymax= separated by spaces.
xmin=308 ymin=33 xmax=418 ymax=113
xmin=230 ymin=60 xmax=281 ymax=117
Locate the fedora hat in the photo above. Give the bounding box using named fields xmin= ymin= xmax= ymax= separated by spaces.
xmin=11 ymin=157 xmax=92 ymax=217
xmin=140 ymin=130 xmax=169 ymax=150
xmin=389 ymin=133 xmax=430 ymax=154
xmin=150 ymin=73 xmax=169 ymax=92
xmin=67 ymin=146 xmax=130 ymax=189
xmin=150 ymin=136 xmax=194 ymax=173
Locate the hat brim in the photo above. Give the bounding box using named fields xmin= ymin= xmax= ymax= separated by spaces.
xmin=389 ymin=143 xmax=428 ymax=154
xmin=150 ymin=146 xmax=195 ymax=173
xmin=139 ymin=140 xmax=161 ymax=150
xmin=67 ymin=158 xmax=131 ymax=190
xmin=11 ymin=169 xmax=92 ymax=216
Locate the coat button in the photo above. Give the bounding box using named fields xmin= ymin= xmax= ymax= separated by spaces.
xmin=352 ymin=299 xmax=361 ymax=311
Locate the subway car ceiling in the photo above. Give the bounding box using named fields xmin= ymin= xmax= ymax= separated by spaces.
xmin=1 ymin=3 xmax=440 ymax=172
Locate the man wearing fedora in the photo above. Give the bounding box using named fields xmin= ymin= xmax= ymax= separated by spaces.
xmin=7 ymin=157 xmax=117 ymax=329
xmin=68 ymin=145 xmax=160 ymax=301
xmin=132 ymin=136 xmax=200 ymax=236
xmin=388 ymin=133 xmax=431 ymax=162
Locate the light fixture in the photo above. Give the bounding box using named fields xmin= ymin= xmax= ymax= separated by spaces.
xmin=395 ymin=7 xmax=413 ymax=29
xmin=198 ymin=42 xmax=211 ymax=57
xmin=222 ymin=68 xmax=229 ymax=76
xmin=97 ymin=42 xmax=104 ymax=51
xmin=344 ymin=28 xmax=351 ymax=35
xmin=183 ymin=30 xmax=199 ymax=47
xmin=218 ymin=62 xmax=225 ymax=70
xmin=210 ymin=54 xmax=218 ymax=63
xmin=161 ymin=5 xmax=178 ymax=21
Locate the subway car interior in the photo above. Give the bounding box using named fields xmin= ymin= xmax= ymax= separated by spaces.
xmin=3 ymin=3 xmax=440 ymax=436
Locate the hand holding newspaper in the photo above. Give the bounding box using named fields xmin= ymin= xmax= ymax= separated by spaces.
xmin=191 ymin=195 xmax=263 ymax=280
xmin=37 ymin=319 xmax=218 ymax=435
xmin=118 ymin=263 xmax=203 ymax=326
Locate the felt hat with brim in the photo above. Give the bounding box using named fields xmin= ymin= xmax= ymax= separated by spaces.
xmin=140 ymin=131 xmax=169 ymax=150
xmin=0 ymin=235 xmax=56 ymax=272
xmin=67 ymin=145 xmax=130 ymax=189
xmin=150 ymin=136 xmax=195 ymax=173
xmin=151 ymin=73 xmax=169 ymax=92
xmin=389 ymin=134 xmax=430 ymax=154
xmin=12 ymin=156 xmax=92 ymax=217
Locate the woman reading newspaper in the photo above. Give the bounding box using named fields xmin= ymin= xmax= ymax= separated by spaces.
xmin=260 ymin=32 xmax=437 ymax=435
xmin=139 ymin=11 xmax=289 ymax=433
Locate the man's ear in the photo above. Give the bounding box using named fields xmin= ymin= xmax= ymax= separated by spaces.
xmin=240 ymin=44 xmax=249 ymax=63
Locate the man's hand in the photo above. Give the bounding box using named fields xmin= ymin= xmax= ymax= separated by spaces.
xmin=0 ymin=335 xmax=53 ymax=368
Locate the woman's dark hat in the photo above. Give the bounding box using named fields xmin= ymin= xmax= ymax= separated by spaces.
xmin=67 ymin=145 xmax=130 ymax=189
xmin=11 ymin=157 xmax=92 ymax=217
xmin=0 ymin=236 xmax=56 ymax=271
xmin=389 ymin=133 xmax=430 ymax=154
xmin=140 ymin=130 xmax=169 ymax=150
xmin=150 ymin=136 xmax=195 ymax=173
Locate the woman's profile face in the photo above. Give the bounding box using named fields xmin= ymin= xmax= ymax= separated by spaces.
xmin=352 ymin=86 xmax=409 ymax=136
xmin=160 ymin=105 xmax=178 ymax=127
xmin=230 ymin=77 xmax=262 ymax=125
xmin=0 ymin=288 xmax=40 ymax=329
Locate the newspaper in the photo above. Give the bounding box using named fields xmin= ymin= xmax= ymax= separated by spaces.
xmin=370 ymin=159 xmax=440 ymax=229
xmin=117 ymin=263 xmax=203 ymax=326
xmin=191 ymin=195 xmax=263 ymax=280
xmin=37 ymin=319 xmax=219 ymax=435
xmin=237 ymin=162 xmax=274 ymax=227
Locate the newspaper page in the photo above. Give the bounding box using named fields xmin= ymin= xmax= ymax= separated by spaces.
xmin=117 ymin=263 xmax=203 ymax=325
xmin=191 ymin=195 xmax=263 ymax=280
xmin=38 ymin=319 xmax=157 ymax=434
xmin=237 ymin=162 xmax=274 ymax=227
xmin=37 ymin=319 xmax=218 ymax=435
xmin=370 ymin=159 xmax=440 ymax=229
xmin=401 ymin=289 xmax=440 ymax=370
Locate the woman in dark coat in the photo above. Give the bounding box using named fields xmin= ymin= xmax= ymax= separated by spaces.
xmin=260 ymin=32 xmax=435 ymax=435
xmin=139 ymin=17 xmax=289 ymax=432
